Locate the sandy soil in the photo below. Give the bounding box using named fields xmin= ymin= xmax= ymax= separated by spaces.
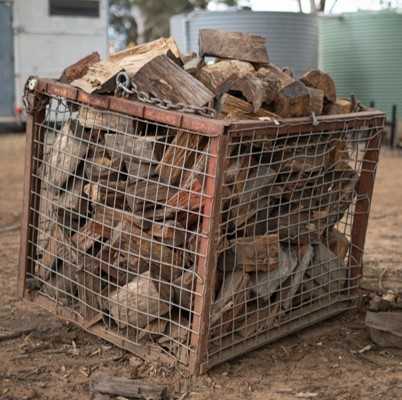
xmin=0 ymin=133 xmax=401 ymax=400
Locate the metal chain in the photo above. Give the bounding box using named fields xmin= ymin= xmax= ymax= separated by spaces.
xmin=114 ymin=72 xmax=217 ymax=118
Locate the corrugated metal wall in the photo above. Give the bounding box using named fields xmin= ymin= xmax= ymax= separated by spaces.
xmin=13 ymin=0 xmax=108 ymax=110
xmin=170 ymin=11 xmax=318 ymax=79
xmin=320 ymin=10 xmax=402 ymax=119
xmin=0 ymin=2 xmax=15 ymax=117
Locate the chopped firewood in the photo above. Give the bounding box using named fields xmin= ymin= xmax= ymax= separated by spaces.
xmin=172 ymin=270 xmax=196 ymax=311
xmin=307 ymin=87 xmax=324 ymax=116
xmin=165 ymin=175 xmax=204 ymax=213
xmin=305 ymin=243 xmax=347 ymax=294
xmin=250 ymin=245 xmax=298 ymax=303
xmin=59 ymin=52 xmax=101 ymax=84
xmin=225 ymin=152 xmax=257 ymax=194
xmin=139 ymin=318 xmax=169 ymax=342
xmin=184 ymin=56 xmax=205 ymax=76
xmin=36 ymin=221 xmax=65 ymax=281
xmin=237 ymin=302 xmax=280 ymax=337
xmin=199 ymin=29 xmax=269 ymax=64
xmin=108 ymin=270 xmax=172 ymax=329
xmin=109 ymin=37 xmax=181 ymax=64
xmin=280 ymin=244 xmax=313 ymax=310
xmin=71 ymin=219 xmax=105 ymax=252
xmin=42 ymin=119 xmax=90 ymax=193
xmin=42 ymin=263 xmax=77 ymax=301
xmin=274 ymin=81 xmax=310 ymax=118
xmin=326 ymin=228 xmax=350 ymax=260
xmin=91 ymin=376 xmax=168 ymax=400
xmin=57 ymin=176 xmax=88 ymax=227
xmin=300 ymin=69 xmax=336 ymax=102
xmin=216 ymin=94 xmax=281 ymax=120
xmin=119 ymin=53 xmax=214 ymax=107
xmin=152 ymin=220 xmax=185 ymax=247
xmin=228 ymin=234 xmax=280 ymax=273
xmin=323 ymin=98 xmax=352 ymax=115
xmin=84 ymin=180 xmax=127 ymax=209
xmin=229 ymin=164 xmax=277 ymax=230
xmin=156 ymin=131 xmax=207 ymax=186
xmin=210 ymin=271 xmax=252 ymax=337
xmin=84 ymin=152 xmax=121 ymax=182
xmin=216 ymin=72 xmax=278 ymax=113
xmin=78 ymin=105 xmax=135 ymax=135
xmin=77 ymin=257 xmax=103 ymax=320
xmin=181 ymin=51 xmax=197 ymax=64
xmin=256 ymin=64 xmax=294 ymax=89
xmin=71 ymin=60 xmax=123 ymax=94
xmin=196 ymin=60 xmax=255 ymax=92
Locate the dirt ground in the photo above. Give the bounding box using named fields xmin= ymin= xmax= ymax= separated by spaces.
xmin=0 ymin=133 xmax=401 ymax=400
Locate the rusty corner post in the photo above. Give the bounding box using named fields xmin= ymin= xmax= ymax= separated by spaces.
xmin=188 ymin=132 xmax=228 ymax=375
xmin=17 ymin=78 xmax=49 ymax=297
xmin=349 ymin=122 xmax=385 ymax=291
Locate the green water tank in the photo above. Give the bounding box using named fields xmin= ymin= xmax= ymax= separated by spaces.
xmin=320 ymin=10 xmax=402 ymax=119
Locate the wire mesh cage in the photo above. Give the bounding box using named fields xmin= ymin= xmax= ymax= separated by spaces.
xmin=19 ymin=79 xmax=385 ymax=375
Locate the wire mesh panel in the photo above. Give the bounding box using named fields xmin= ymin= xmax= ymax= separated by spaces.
xmin=23 ymin=92 xmax=220 ymax=372
xmin=206 ymin=117 xmax=384 ymax=369
xmin=20 ymin=80 xmax=385 ymax=375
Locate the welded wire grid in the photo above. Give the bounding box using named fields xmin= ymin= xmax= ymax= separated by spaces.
xmin=207 ymin=118 xmax=384 ymax=367
xmin=27 ymin=95 xmax=216 ymax=367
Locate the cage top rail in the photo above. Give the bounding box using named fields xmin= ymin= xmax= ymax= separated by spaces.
xmin=33 ymin=78 xmax=386 ymax=137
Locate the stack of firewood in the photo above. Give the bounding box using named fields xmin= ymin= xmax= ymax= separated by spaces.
xmin=33 ymin=30 xmax=361 ymax=358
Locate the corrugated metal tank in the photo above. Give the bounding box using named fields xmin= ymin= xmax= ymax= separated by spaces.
xmin=170 ymin=11 xmax=318 ymax=79
xmin=320 ymin=10 xmax=402 ymax=119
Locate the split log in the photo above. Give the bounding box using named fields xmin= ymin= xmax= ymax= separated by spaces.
xmin=125 ymin=180 xmax=176 ymax=213
xmin=250 ymin=245 xmax=298 ymax=303
xmin=172 ymin=270 xmax=195 ymax=311
xmin=158 ymin=314 xmax=191 ymax=363
xmin=225 ymin=153 xmax=257 ymax=194
xmin=210 ymin=271 xmax=252 ymax=337
xmin=300 ymin=69 xmax=336 ymax=102
xmin=84 ymin=152 xmax=121 ymax=182
xmin=196 ymin=60 xmax=255 ymax=92
xmin=237 ymin=302 xmax=280 ymax=337
xmin=323 ymin=98 xmax=352 ymax=115
xmin=152 ymin=220 xmax=185 ymax=247
xmin=59 ymin=52 xmax=101 ymax=84
xmin=274 ymin=81 xmax=310 ymax=118
xmin=280 ymin=244 xmax=313 ymax=310
xmin=326 ymin=228 xmax=350 ymax=260
xmin=42 ymin=263 xmax=77 ymax=302
xmin=216 ymin=72 xmax=278 ymax=113
xmin=109 ymin=36 xmax=181 ymax=64
xmin=119 ymin=53 xmax=214 ymax=107
xmin=184 ymin=56 xmax=205 ymax=76
xmin=307 ymin=87 xmax=324 ymax=116
xmin=77 ymin=257 xmax=103 ymax=320
xmin=42 ymin=119 xmax=89 ymax=193
xmin=216 ymin=94 xmax=280 ymax=120
xmin=71 ymin=219 xmax=105 ymax=252
xmin=199 ymin=29 xmax=269 ymax=64
xmin=365 ymin=311 xmax=402 ymax=349
xmin=108 ymin=271 xmax=172 ymax=329
xmin=84 ymin=180 xmax=127 ymax=209
xmin=139 ymin=318 xmax=169 ymax=342
xmin=156 ymin=131 xmax=207 ymax=186
xmin=91 ymin=376 xmax=168 ymax=400
xmin=229 ymin=234 xmax=280 ymax=273
xmin=36 ymin=221 xmax=65 ymax=281
xmin=256 ymin=64 xmax=294 ymax=89
xmin=78 ymin=105 xmax=135 ymax=135
xmin=57 ymin=176 xmax=88 ymax=228
xmin=305 ymin=243 xmax=347 ymax=294
xmin=229 ymin=164 xmax=277 ymax=230
xmin=71 ymin=60 xmax=123 ymax=94
xmin=181 ymin=51 xmax=197 ymax=64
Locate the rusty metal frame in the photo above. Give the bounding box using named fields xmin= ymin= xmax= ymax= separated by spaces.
xmin=18 ymin=91 xmax=49 ymax=297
